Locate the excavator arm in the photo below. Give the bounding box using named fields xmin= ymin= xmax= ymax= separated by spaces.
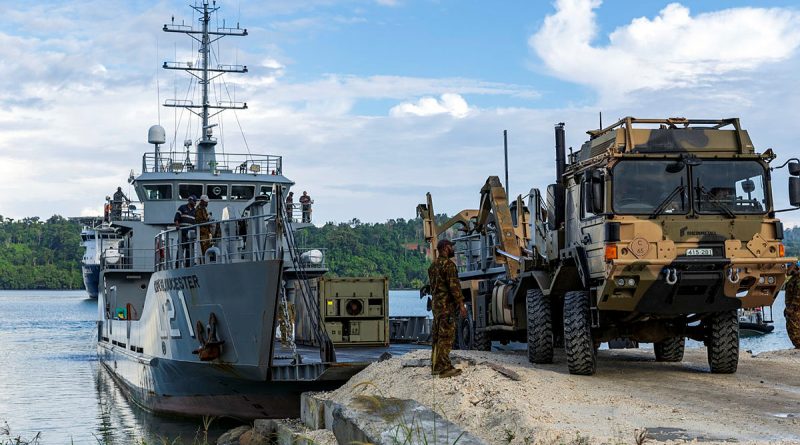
xmin=475 ymin=176 xmax=523 ymax=279
xmin=418 ymin=176 xmax=530 ymax=279
xmin=416 ymin=193 xmax=477 ymax=261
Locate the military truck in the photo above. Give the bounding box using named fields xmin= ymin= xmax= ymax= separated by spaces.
xmin=418 ymin=117 xmax=800 ymax=375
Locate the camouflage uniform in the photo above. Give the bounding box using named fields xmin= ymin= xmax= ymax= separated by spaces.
xmin=278 ymin=300 xmax=295 ymax=347
xmin=195 ymin=206 xmax=212 ymax=255
xmin=428 ymin=255 xmax=463 ymax=375
xmin=785 ymin=270 xmax=800 ymax=349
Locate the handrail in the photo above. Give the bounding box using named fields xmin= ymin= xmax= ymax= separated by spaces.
xmin=155 ymin=213 xmax=281 ymax=270
xmin=142 ymin=151 xmax=283 ymax=175
xmin=587 ymin=116 xmax=741 ymax=139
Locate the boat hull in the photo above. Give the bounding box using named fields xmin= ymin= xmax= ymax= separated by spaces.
xmin=739 ymin=322 xmax=774 ymax=337
xmin=82 ymin=264 xmax=100 ymax=298
xmin=97 ymin=259 xmax=339 ymax=419
xmin=97 ymin=346 xmax=358 ymax=419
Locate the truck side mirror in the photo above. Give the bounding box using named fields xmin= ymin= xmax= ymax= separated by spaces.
xmin=790 ymin=177 xmax=800 ymax=207
xmin=789 ymin=161 xmax=800 ymax=176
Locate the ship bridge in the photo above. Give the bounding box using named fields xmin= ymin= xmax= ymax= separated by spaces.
xmin=133 ymin=150 xmax=296 ymax=225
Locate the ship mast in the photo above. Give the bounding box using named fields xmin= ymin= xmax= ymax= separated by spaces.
xmin=163 ymin=0 xmax=248 ymax=171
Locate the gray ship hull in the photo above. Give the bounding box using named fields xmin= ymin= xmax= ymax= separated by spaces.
xmin=82 ymin=264 xmax=100 ymax=298
xmin=96 ymin=259 xmax=349 ymax=419
xmin=98 ymin=348 xmax=357 ymax=419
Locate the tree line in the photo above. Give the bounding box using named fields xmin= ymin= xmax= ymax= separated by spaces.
xmin=0 ymin=214 xmax=442 ymax=290
xmin=295 ymin=217 xmax=438 ymax=289
xmin=0 ymin=213 xmax=798 ymax=290
xmin=0 ymin=215 xmax=84 ymax=289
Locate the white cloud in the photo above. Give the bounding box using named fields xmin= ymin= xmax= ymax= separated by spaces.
xmin=530 ymin=0 xmax=800 ymax=101
xmin=1 ymin=0 xmax=798 ymax=232
xmin=389 ymin=93 xmax=471 ymax=118
xmin=261 ymin=58 xmax=285 ymax=70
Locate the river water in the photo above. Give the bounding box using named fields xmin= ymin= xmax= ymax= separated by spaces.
xmin=0 ymin=289 xmax=793 ymax=444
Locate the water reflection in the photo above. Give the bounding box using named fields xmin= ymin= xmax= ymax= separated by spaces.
xmin=92 ymin=366 xmax=235 ymax=444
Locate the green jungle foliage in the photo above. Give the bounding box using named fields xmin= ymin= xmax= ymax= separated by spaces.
xmin=786 ymin=226 xmax=800 ymax=258
xmin=0 ymin=215 xmax=84 ymax=289
xmin=1 ymin=212 xmax=795 ymax=290
xmin=296 ymin=217 xmax=445 ymax=289
xmin=0 ymin=214 xmax=446 ymax=290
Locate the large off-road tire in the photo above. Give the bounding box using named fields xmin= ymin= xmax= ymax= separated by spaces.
xmin=473 ymin=327 xmax=491 ymax=351
xmin=707 ymin=310 xmax=739 ymax=374
xmin=654 ymin=336 xmax=685 ymax=362
xmin=563 ymin=290 xmax=596 ymax=375
xmin=526 ymin=288 xmax=553 ymax=364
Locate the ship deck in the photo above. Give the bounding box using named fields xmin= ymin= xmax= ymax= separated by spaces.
xmin=272 ymin=342 xmax=428 ymax=365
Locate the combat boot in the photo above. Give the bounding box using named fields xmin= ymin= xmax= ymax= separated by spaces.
xmin=439 ymin=368 xmax=462 ymax=378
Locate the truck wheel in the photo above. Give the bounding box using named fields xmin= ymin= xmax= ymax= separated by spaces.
xmin=526 ymin=289 xmax=553 ymax=364
xmin=654 ymin=336 xmax=685 ymax=362
xmin=707 ymin=310 xmax=739 ymax=374
xmin=473 ymin=328 xmax=491 ymax=351
xmin=563 ymin=290 xmax=596 ymax=375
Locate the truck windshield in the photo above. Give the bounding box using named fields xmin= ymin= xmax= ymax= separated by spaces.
xmin=612 ymin=161 xmax=688 ymax=215
xmin=693 ymin=160 xmax=768 ymax=214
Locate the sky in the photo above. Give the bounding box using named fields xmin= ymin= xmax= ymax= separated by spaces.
xmin=0 ymin=0 xmax=799 ymax=226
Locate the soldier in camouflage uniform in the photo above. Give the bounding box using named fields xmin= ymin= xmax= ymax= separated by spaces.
xmin=785 ymin=262 xmax=800 ymax=349
xmin=428 ymin=239 xmax=467 ymax=378
xmin=278 ymin=300 xmax=295 ymax=347
xmin=195 ymin=195 xmax=213 ymax=255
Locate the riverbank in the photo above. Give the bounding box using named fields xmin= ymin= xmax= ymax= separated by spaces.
xmin=225 ymin=347 xmax=800 ymax=445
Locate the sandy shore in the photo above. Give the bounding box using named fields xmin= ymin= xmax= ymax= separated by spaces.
xmin=319 ymin=347 xmax=800 ymax=444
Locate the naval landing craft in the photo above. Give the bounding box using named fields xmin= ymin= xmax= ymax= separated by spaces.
xmin=96 ymin=1 xmax=364 ymax=419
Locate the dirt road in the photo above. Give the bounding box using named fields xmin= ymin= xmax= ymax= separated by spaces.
xmin=323 ymin=347 xmax=800 ymax=444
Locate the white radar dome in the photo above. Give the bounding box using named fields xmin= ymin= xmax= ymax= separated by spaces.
xmin=148 ymin=125 xmax=166 ymax=145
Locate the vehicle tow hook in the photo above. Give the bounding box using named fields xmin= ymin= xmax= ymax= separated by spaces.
xmin=664 ymin=268 xmax=678 ymax=285
xmin=727 ymin=268 xmax=740 ymax=284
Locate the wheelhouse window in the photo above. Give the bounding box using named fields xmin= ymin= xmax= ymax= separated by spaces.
xmin=178 ymin=184 xmax=203 ymax=200
xmin=259 ymin=186 xmax=272 ymax=196
xmin=143 ymin=184 xmax=173 ymax=200
xmin=612 ymin=161 xmax=688 ymax=215
xmin=230 ymin=185 xmax=255 ymax=200
xmin=207 ymin=184 xmax=229 ymax=200
xmin=693 ymin=160 xmax=768 ymax=214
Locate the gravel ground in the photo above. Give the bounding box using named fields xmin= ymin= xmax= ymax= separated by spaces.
xmin=320 ymin=347 xmax=800 ymax=445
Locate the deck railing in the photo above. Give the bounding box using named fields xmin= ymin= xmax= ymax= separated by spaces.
xmin=100 ymin=247 xmax=153 ymax=271
xmin=155 ymin=214 xmax=281 ymax=271
xmin=284 ymin=203 xmax=314 ymax=224
xmin=142 ymin=152 xmax=283 ymax=176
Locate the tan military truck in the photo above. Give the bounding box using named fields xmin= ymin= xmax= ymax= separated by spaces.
xmin=419 ymin=117 xmax=799 ymax=375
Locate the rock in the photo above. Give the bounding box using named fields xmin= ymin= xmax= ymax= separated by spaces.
xmin=401 ymin=358 xmax=430 ymax=368
xmin=239 ymin=429 xmax=269 ymax=445
xmin=301 ymin=392 xmax=326 ymax=430
xmin=216 ymin=425 xmax=252 ymax=445
xmin=330 ymin=395 xmax=487 ymax=445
